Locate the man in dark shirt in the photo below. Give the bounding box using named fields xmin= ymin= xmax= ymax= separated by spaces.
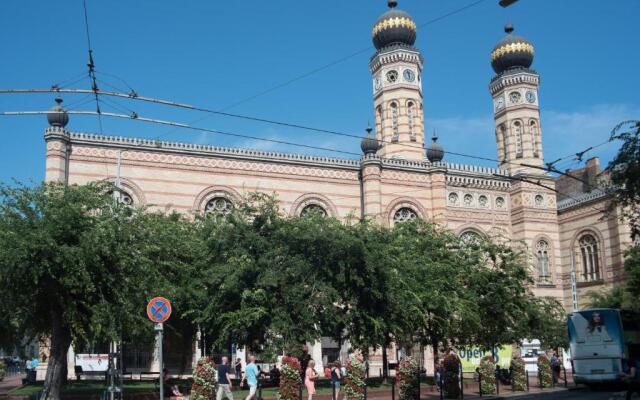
xmin=300 ymin=344 xmax=312 ymax=380
xmin=217 ymin=356 xmax=235 ymax=400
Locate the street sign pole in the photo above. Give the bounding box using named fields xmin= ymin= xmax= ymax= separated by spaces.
xmin=147 ymin=297 xmax=171 ymax=400
xmin=156 ymin=323 xmax=164 ymax=400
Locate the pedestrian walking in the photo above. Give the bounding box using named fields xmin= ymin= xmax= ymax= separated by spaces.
xmin=331 ymin=361 xmax=342 ymax=400
xmin=269 ymin=364 xmax=281 ymax=386
xmin=625 ymin=357 xmax=640 ymax=400
xmin=235 ymin=358 xmax=242 ymax=379
xmin=217 ymin=356 xmax=235 ymax=400
xmin=305 ymin=360 xmax=318 ymax=400
xmin=243 ymin=356 xmax=260 ymax=400
xmin=550 ymin=352 xmax=560 ymax=384
xmin=300 ymin=345 xmax=312 ymax=380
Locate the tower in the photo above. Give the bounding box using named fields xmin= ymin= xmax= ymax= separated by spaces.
xmin=44 ymin=97 xmax=71 ymax=184
xmin=370 ymin=1 xmax=424 ymax=160
xmin=489 ymin=24 xmax=544 ymax=174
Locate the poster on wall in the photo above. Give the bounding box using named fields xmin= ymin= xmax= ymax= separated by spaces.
xmin=75 ymin=354 xmax=109 ymax=372
xmin=457 ymin=346 xmax=512 ymax=372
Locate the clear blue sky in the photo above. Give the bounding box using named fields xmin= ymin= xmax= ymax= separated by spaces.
xmin=0 ymin=0 xmax=638 ymax=184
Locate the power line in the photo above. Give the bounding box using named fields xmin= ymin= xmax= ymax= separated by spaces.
xmin=155 ymin=0 xmax=489 ymax=138
xmin=0 ymin=110 xmax=361 ymax=157
xmin=82 ymin=0 xmax=103 ymax=134
xmin=0 ymin=86 xmax=617 ymax=192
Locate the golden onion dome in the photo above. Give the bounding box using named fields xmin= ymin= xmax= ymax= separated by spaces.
xmin=372 ymin=1 xmax=417 ymax=51
xmin=491 ymin=24 xmax=534 ymax=74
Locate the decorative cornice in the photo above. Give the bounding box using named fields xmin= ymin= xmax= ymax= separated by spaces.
xmin=44 ymin=126 xmax=70 ymax=141
xmin=67 ymin=131 xmax=362 ymax=170
xmin=557 ymin=188 xmax=613 ymax=211
xmin=61 ymin=131 xmax=514 ymax=184
xmin=369 ymin=46 xmax=423 ymax=73
xmin=489 ymin=69 xmax=539 ymax=95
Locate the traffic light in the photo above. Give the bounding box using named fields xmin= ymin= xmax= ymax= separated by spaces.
xmin=499 ymin=0 xmax=519 ymax=7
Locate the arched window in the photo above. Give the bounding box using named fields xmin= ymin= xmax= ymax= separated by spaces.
xmin=460 ymin=230 xmax=482 ymax=246
xmin=205 ymin=197 xmax=233 ymax=216
xmin=536 ymin=240 xmax=551 ymax=282
xmin=301 ymin=204 xmax=327 ymax=217
xmin=513 ymin=121 xmax=523 ymax=157
xmin=579 ymin=234 xmax=601 ymax=281
xmin=530 ymin=120 xmax=540 ymax=158
xmin=376 ymin=105 xmax=383 ymax=141
xmin=407 ymin=101 xmax=416 ymax=141
xmin=498 ymin=124 xmax=508 ymax=162
xmin=109 ymin=189 xmax=133 ymax=206
xmin=393 ymin=207 xmax=417 ymax=223
xmin=390 ymin=102 xmax=399 ymax=142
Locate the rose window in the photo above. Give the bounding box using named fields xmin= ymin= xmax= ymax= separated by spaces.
xmin=535 ymin=194 xmax=544 ymax=206
xmin=205 ymin=197 xmax=233 ymax=215
xmin=301 ymin=204 xmax=327 ymax=217
xmin=393 ymin=207 xmax=417 ymax=223
xmin=110 ymin=190 xmax=133 ymax=206
xmin=460 ymin=231 xmax=482 ymax=245
xmin=495 ymin=197 xmax=505 ymax=208
xmin=463 ymin=194 xmax=473 ymax=206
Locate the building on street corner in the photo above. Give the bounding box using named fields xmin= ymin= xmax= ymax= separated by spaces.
xmin=39 ymin=1 xmax=633 ymax=379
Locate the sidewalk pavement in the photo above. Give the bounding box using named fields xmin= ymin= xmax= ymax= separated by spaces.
xmin=0 ymin=374 xmax=24 ymax=398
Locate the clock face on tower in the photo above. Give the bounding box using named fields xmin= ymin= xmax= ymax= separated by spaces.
xmin=494 ymin=96 xmax=505 ymax=112
xmin=403 ymin=69 xmax=416 ymax=82
xmin=526 ymin=90 xmax=536 ymax=103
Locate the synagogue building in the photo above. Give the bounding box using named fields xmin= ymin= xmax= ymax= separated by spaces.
xmin=39 ymin=0 xmax=632 ymax=377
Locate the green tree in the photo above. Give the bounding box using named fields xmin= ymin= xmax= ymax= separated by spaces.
xmin=385 ymin=220 xmax=481 ymax=371
xmin=608 ymin=120 xmax=640 ymax=240
xmin=0 ymin=183 xmax=175 ymax=400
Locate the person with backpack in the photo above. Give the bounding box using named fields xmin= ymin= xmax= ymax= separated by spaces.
xmin=331 ymin=361 xmax=343 ymax=400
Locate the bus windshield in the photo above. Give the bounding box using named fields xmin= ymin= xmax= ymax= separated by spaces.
xmin=567 ymin=309 xmax=624 ymax=383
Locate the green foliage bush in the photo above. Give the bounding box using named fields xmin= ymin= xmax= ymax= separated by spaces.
xmin=192 ymin=357 xmax=217 ymax=400
xmin=344 ymin=356 xmax=366 ymax=400
xmin=398 ymin=357 xmax=419 ymax=400
xmin=510 ymin=356 xmax=527 ymax=392
xmin=442 ymin=354 xmax=460 ymax=399
xmin=0 ymin=359 xmax=5 ymax=382
xmin=479 ymin=355 xmax=496 ymax=395
xmin=277 ymin=356 xmax=301 ymax=400
xmin=537 ymin=354 xmax=552 ymax=388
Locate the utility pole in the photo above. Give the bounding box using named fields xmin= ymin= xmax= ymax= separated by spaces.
xmin=113 ymin=150 xmax=122 ymax=202
xmin=570 ymin=251 xmax=579 ymax=312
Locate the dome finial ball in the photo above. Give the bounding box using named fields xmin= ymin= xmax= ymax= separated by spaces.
xmin=47 ymin=96 xmax=69 ymax=128
xmin=388 ymin=0 xmax=398 ymax=8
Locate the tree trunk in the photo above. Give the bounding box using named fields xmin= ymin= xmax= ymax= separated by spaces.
xmin=431 ymin=337 xmax=440 ymax=376
xmin=41 ymin=314 xmax=72 ymax=400
xmin=382 ymin=345 xmax=388 ymax=379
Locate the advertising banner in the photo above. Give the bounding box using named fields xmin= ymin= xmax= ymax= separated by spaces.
xmin=567 ymin=309 xmax=623 ymax=360
xmin=75 ymin=354 xmax=109 ymax=372
xmin=458 ymin=346 xmax=512 ymax=372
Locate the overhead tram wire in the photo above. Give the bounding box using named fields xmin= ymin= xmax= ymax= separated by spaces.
xmin=0 ymin=110 xmax=360 ymax=158
xmin=154 ymin=0 xmax=489 ymax=138
xmin=0 ymin=86 xmax=617 ymax=191
xmin=82 ymin=0 xmax=103 ymax=134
